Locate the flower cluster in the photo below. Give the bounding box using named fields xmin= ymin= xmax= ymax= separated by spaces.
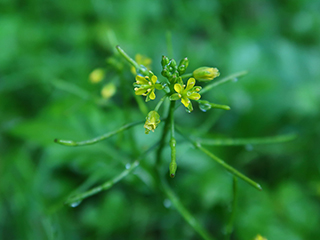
xmin=133 ymin=74 xmax=162 ymax=102
xmin=129 ymin=54 xmax=221 ymax=133
xmin=170 ymin=78 xmax=201 ymax=112
xmin=115 ymin=46 xmax=225 ymax=177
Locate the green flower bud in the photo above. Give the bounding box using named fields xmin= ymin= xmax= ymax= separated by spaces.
xmin=193 ymin=67 xmax=220 ymax=82
xmin=169 ymin=161 xmax=177 ymax=178
xmin=161 ymin=68 xmax=172 ymax=78
xmin=144 ymin=111 xmax=160 ymax=134
xmin=169 ymin=59 xmax=177 ymax=69
xmin=161 ymin=56 xmax=169 ymax=67
xmin=178 ymin=57 xmax=189 ymax=75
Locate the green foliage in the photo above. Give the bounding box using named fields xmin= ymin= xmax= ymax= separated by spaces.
xmin=1 ymin=0 xmax=320 ymax=239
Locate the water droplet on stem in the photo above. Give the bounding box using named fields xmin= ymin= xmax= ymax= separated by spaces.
xmin=70 ymin=200 xmax=82 ymax=208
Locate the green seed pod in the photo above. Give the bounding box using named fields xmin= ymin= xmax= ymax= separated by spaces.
xmin=161 ymin=55 xmax=170 ymax=67
xmin=193 ymin=67 xmax=220 ymax=82
xmin=169 ymin=161 xmax=177 ymax=178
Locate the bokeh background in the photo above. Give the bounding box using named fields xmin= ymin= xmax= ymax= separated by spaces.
xmin=1 ymin=0 xmax=320 ymax=239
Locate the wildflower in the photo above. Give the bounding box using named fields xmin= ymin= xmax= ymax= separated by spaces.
xmin=101 ymin=83 xmax=116 ymax=99
xmin=144 ymin=111 xmax=160 ymax=134
xmin=193 ymin=67 xmax=220 ymax=82
xmin=89 ymin=68 xmax=105 ymax=83
xmin=131 ymin=54 xmax=152 ymax=75
xmin=134 ymin=74 xmax=162 ymax=102
xmin=170 ymin=78 xmax=201 ymax=112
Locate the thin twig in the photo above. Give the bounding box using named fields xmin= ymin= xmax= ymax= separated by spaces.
xmin=54 ymin=120 xmax=145 ymax=146
xmin=200 ymin=71 xmax=248 ymax=94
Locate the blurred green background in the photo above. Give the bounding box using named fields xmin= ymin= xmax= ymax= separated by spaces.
xmin=1 ymin=0 xmax=320 ymax=239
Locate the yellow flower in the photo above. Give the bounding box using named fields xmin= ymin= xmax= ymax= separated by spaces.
xmin=89 ymin=68 xmax=105 ymax=83
xmin=144 ymin=111 xmax=160 ymax=134
xmin=254 ymin=234 xmax=267 ymax=240
xmin=131 ymin=54 xmax=152 ymax=75
xmin=134 ymin=75 xmax=162 ymax=102
xmin=170 ymin=78 xmax=201 ymax=112
xmin=101 ymin=83 xmax=116 ymax=99
xmin=193 ymin=67 xmax=220 ymax=82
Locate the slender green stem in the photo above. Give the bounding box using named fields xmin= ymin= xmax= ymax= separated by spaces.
xmin=155 ymin=100 xmax=175 ymax=167
xmin=177 ymin=130 xmax=262 ymax=191
xmin=169 ymin=101 xmax=177 ymax=177
xmin=161 ymin=180 xmax=215 ymax=240
xmin=65 ymin=141 xmax=160 ymax=205
xmin=210 ymin=103 xmax=231 ymax=110
xmin=154 ymin=101 xmax=214 ymax=239
xmin=116 ymin=45 xmax=140 ymax=69
xmin=154 ymin=95 xmax=167 ymax=112
xmin=54 ymin=120 xmax=144 ymax=146
xmin=225 ymin=177 xmax=238 ymax=240
xmin=200 ymin=71 xmax=248 ymax=95
xmin=197 ymin=134 xmax=297 ymax=146
xmin=198 ymin=144 xmax=261 ymax=191
xmin=180 ymin=73 xmax=193 ymax=79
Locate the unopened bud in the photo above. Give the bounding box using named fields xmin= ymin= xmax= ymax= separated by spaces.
xmin=193 ymin=67 xmax=220 ymax=82
xmin=178 ymin=57 xmax=189 ymax=75
xmin=161 ymin=56 xmax=170 ymax=67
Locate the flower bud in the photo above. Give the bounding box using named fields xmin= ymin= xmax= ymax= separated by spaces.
xmin=161 ymin=55 xmax=169 ymax=67
xmin=144 ymin=111 xmax=160 ymax=134
xmin=193 ymin=67 xmax=220 ymax=82
xmin=169 ymin=59 xmax=177 ymax=69
xmin=178 ymin=57 xmax=189 ymax=75
xmin=161 ymin=68 xmax=172 ymax=78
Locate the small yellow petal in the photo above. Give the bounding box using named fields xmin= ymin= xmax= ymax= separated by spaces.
xmin=186 ymin=78 xmax=196 ymax=90
xmin=181 ymin=97 xmax=190 ymax=107
xmin=151 ymin=75 xmax=157 ymax=84
xmin=135 ymin=75 xmax=149 ymax=85
xmin=188 ymin=92 xmax=201 ymax=100
xmin=149 ymin=90 xmax=156 ymax=100
xmin=135 ymin=88 xmax=147 ymax=95
xmin=174 ymin=84 xmax=183 ymax=93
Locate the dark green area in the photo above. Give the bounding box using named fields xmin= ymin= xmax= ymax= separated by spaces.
xmin=1 ymin=0 xmax=320 ymax=239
